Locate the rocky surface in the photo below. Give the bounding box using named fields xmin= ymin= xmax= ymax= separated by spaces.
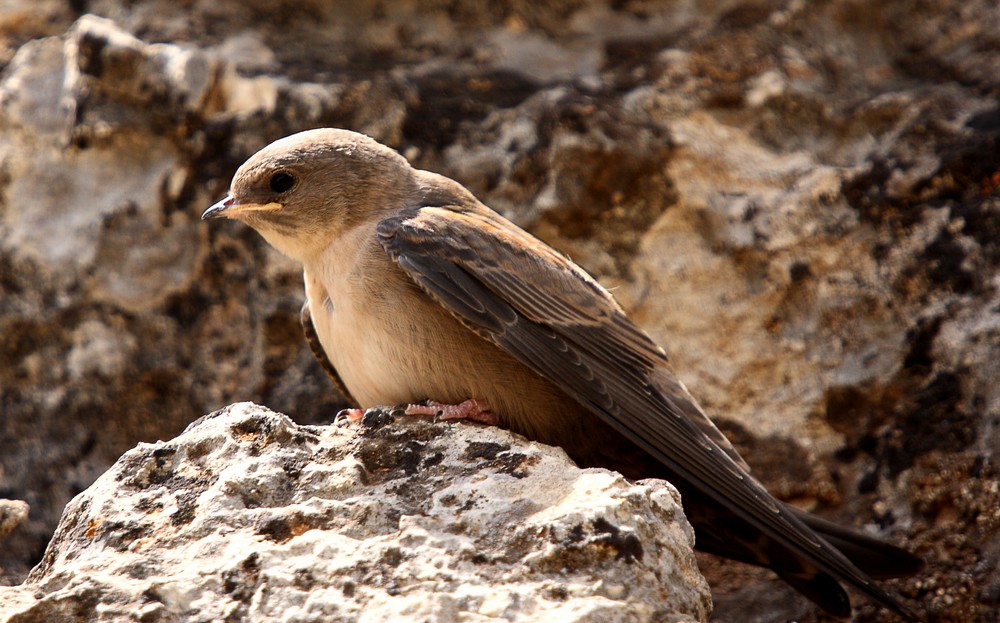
xmin=0 ymin=403 xmax=711 ymax=623
xmin=0 ymin=1 xmax=998 ymax=622
xmin=0 ymin=501 xmax=29 ymax=541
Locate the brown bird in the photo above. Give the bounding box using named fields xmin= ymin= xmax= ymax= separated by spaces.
xmin=203 ymin=128 xmax=923 ymax=619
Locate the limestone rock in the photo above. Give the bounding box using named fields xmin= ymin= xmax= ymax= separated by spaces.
xmin=0 ymin=501 xmax=29 ymax=541
xmin=0 ymin=403 xmax=711 ymax=623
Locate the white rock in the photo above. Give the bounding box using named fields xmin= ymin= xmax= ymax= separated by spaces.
xmin=0 ymin=403 xmax=711 ymax=623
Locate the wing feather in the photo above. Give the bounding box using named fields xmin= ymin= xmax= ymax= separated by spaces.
xmin=377 ymin=205 xmax=916 ymax=619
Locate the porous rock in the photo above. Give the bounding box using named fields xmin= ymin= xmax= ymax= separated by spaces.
xmin=0 ymin=501 xmax=29 ymax=541
xmin=0 ymin=403 xmax=711 ymax=623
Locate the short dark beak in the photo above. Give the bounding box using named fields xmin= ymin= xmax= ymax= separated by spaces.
xmin=202 ymin=195 xmax=234 ymax=220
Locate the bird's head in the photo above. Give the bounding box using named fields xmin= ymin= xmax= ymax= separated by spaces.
xmin=203 ymin=128 xmax=415 ymax=262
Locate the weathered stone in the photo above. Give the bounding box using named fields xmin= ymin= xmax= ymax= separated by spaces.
xmin=0 ymin=404 xmax=711 ymax=623
xmin=0 ymin=501 xmax=29 ymax=541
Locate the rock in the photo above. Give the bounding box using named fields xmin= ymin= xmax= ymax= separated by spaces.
xmin=0 ymin=403 xmax=711 ymax=623
xmin=0 ymin=500 xmax=29 ymax=541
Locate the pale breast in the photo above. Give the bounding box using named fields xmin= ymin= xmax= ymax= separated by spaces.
xmin=302 ymin=232 xmax=587 ymax=447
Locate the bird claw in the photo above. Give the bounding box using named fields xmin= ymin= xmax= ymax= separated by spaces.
xmin=403 ymin=399 xmax=497 ymax=425
xmin=334 ymin=408 xmax=365 ymax=426
xmin=335 ymin=400 xmax=496 ymax=427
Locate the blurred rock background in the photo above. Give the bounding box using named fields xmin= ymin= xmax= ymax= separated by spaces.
xmin=0 ymin=1 xmax=997 ymax=621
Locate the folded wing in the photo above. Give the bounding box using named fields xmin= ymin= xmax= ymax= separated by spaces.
xmin=377 ymin=204 xmax=917 ymax=620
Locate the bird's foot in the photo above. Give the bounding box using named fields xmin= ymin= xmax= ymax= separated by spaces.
xmin=334 ymin=408 xmax=365 ymax=425
xmin=404 ymin=399 xmax=497 ymax=425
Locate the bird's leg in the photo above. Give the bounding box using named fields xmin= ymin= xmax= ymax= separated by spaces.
xmin=335 ymin=399 xmax=497 ymax=426
xmin=334 ymin=408 xmax=366 ymax=425
xmin=403 ymin=398 xmax=497 ymax=425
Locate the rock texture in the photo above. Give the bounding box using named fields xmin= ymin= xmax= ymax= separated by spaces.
xmin=0 ymin=2 xmax=998 ymax=622
xmin=0 ymin=501 xmax=29 ymax=541
xmin=0 ymin=403 xmax=711 ymax=623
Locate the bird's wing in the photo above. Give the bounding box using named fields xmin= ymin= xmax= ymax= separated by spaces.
xmin=377 ymin=205 xmax=916 ymax=620
xmin=647 ymin=359 xmax=751 ymax=472
xmin=300 ymin=302 xmax=359 ymax=407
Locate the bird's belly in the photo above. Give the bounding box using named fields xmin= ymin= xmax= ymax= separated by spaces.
xmin=310 ymin=274 xmax=488 ymax=399
xmin=305 ymin=271 xmax=592 ymax=447
xmin=309 ymin=296 xmax=412 ymax=406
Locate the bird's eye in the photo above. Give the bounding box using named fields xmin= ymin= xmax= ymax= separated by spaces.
xmin=269 ymin=172 xmax=295 ymax=193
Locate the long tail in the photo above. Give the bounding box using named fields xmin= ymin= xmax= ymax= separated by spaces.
xmin=788 ymin=506 xmax=924 ymax=580
xmin=685 ymin=488 xmax=923 ymax=619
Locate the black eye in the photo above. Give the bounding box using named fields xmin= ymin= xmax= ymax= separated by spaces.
xmin=269 ymin=172 xmax=295 ymax=193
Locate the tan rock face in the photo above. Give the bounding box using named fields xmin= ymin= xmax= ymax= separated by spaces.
xmin=0 ymin=403 xmax=711 ymax=623
xmin=1 ymin=2 xmax=998 ymax=621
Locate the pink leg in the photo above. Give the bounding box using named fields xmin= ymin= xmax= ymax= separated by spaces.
xmin=404 ymin=399 xmax=497 ymax=425
xmin=334 ymin=408 xmax=365 ymax=425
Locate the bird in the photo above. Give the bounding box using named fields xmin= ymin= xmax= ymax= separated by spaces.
xmin=202 ymin=127 xmax=923 ymax=620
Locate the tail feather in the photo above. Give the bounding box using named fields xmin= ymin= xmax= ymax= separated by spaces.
xmin=788 ymin=506 xmax=925 ymax=580
xmin=685 ymin=490 xmax=923 ymax=619
xmin=772 ymin=568 xmax=852 ymax=618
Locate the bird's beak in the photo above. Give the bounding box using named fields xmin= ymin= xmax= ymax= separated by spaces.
xmin=202 ymin=195 xmax=235 ymax=220
xmin=202 ymin=196 xmax=283 ymax=220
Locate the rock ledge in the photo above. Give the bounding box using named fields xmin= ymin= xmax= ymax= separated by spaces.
xmin=0 ymin=403 xmax=710 ymax=623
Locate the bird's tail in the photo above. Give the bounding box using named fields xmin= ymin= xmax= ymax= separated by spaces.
xmin=787 ymin=506 xmax=925 ymax=579
xmin=687 ymin=493 xmax=924 ymax=619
